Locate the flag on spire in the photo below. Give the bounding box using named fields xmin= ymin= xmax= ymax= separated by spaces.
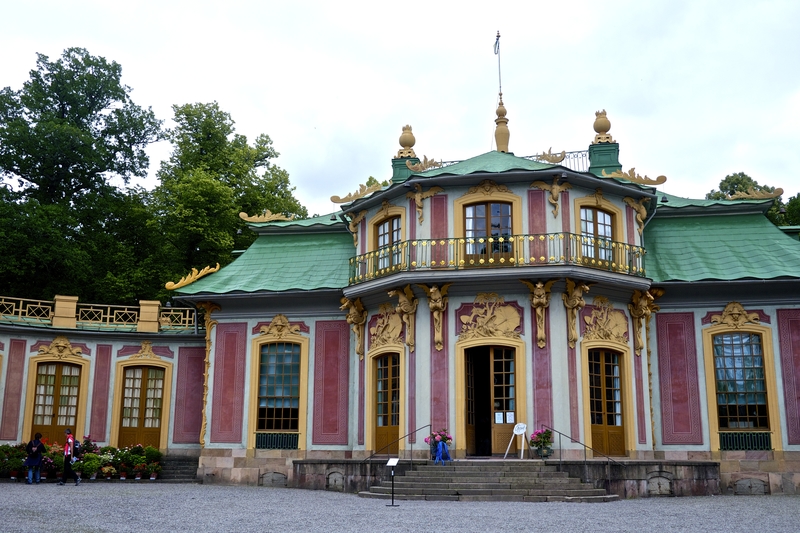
xmin=494 ymin=31 xmax=500 ymax=55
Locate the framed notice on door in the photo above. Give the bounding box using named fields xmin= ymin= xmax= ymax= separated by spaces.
xmin=506 ymin=412 xmax=515 ymax=424
xmin=495 ymin=412 xmax=504 ymax=424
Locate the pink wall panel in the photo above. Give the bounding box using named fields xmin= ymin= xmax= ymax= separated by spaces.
xmin=173 ymin=346 xmax=206 ymax=444
xmin=0 ymin=339 xmax=27 ymax=440
xmin=560 ymin=190 xmax=571 ymax=232
xmin=567 ymin=344 xmax=580 ymax=439
xmin=778 ymin=309 xmax=800 ymax=444
xmin=431 ymin=311 xmax=449 ymax=431
xmin=626 ymin=205 xmax=636 ymax=245
xmin=210 ymin=322 xmax=247 ymax=443
xmin=89 ymin=345 xmax=112 ymax=441
xmin=358 ymin=357 xmax=365 ymax=446
xmin=532 ymin=307 xmax=553 ymax=430
xmin=528 ymin=190 xmax=548 ymax=261
xmin=312 ymin=321 xmax=350 ymax=445
xmin=634 ymin=353 xmax=647 ymax=444
xmin=431 ymin=195 xmax=448 ymax=266
xmin=656 ymin=313 xmax=703 ymax=444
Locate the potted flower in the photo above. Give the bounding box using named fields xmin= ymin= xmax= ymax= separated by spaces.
xmin=530 ymin=428 xmax=553 ymax=458
xmin=146 ymin=462 xmax=162 ymax=480
xmin=40 ymin=455 xmax=55 ymax=480
xmin=118 ymin=463 xmax=129 ymax=480
xmin=133 ymin=463 xmax=148 ymax=480
xmin=7 ymin=456 xmax=24 ymax=480
xmin=101 ymin=465 xmax=116 ymax=480
xmin=424 ymin=428 xmax=453 ymax=460
xmin=81 ymin=454 xmax=101 ymax=480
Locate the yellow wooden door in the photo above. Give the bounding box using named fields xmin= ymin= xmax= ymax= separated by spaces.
xmin=32 ymin=362 xmax=81 ymax=445
xmin=589 ymin=349 xmax=625 ymax=456
xmin=490 ymin=347 xmax=516 ymax=453
xmin=118 ymin=366 xmax=164 ymax=448
xmin=375 ymin=354 xmax=399 ymax=454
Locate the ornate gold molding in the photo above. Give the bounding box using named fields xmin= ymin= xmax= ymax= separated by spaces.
xmin=406 ymin=156 xmax=442 ymax=173
xmin=129 ymin=340 xmax=159 ymax=360
xmin=458 ymin=293 xmax=521 ymax=340
xmin=628 ymin=289 xmax=661 ymax=356
xmin=416 ymin=283 xmax=452 ymax=351
xmin=592 ymin=110 xmax=614 ymax=144
xmin=370 ymin=303 xmax=404 ymax=348
xmin=345 ymin=210 xmax=367 ymax=248
xmin=38 ymin=336 xmax=82 ymax=359
xmin=710 ymin=302 xmax=760 ymax=329
xmin=377 ymin=200 xmax=392 ymax=220
xmin=587 ymin=188 xmax=605 ymax=207
xmin=259 ymin=314 xmax=301 ymax=338
xmin=388 ymin=285 xmax=418 ymax=352
xmin=562 ymin=278 xmax=592 ymax=349
xmin=728 ymin=187 xmax=784 ymax=200
xmin=406 ymin=184 xmax=444 ymax=224
xmin=197 ymin=301 xmax=220 ymax=448
xmin=643 ymin=287 xmax=664 ymax=449
xmin=165 ymin=263 xmax=220 ymax=290
xmin=330 ymin=183 xmax=382 ymax=204
xmin=340 ymin=297 xmax=367 ymax=360
xmin=601 ymin=168 xmax=667 ymax=186
xmin=532 ymin=147 xmax=566 ymax=164
xmin=583 ymin=296 xmax=628 ymax=344
xmin=623 ymin=197 xmax=651 ymax=236
xmin=238 ymin=210 xmax=295 ymax=223
xmin=521 ymin=279 xmax=557 ymax=348
xmin=465 ymin=180 xmax=510 ymax=197
xmin=531 ymin=178 xmax=572 ymax=218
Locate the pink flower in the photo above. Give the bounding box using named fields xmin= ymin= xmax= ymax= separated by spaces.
xmin=435 ymin=435 xmax=441 ymax=441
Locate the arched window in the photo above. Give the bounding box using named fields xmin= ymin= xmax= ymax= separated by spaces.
xmin=376 ymin=216 xmax=402 ymax=269
xmin=464 ymin=202 xmax=513 ymax=263
xmin=580 ymin=206 xmax=613 ymax=261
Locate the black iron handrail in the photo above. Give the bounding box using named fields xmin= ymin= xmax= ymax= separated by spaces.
xmin=540 ymin=424 xmax=622 ymax=493
xmin=360 ymin=424 xmax=432 ymax=471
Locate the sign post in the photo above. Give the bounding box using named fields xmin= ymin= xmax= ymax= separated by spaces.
xmin=503 ymin=423 xmax=528 ymax=459
xmin=386 ymin=458 xmax=400 ymax=507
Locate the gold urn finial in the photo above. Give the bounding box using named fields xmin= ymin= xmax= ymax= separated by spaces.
xmin=395 ymin=124 xmax=417 ymax=158
xmin=494 ymin=93 xmax=510 ymax=153
xmin=592 ymin=109 xmax=614 ymax=144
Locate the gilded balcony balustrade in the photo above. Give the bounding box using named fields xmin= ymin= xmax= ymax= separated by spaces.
xmin=348 ymin=232 xmax=646 ymax=285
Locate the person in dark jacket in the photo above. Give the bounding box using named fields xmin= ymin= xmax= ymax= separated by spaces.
xmin=58 ymin=428 xmax=80 ymax=486
xmin=24 ymin=432 xmax=46 ymax=484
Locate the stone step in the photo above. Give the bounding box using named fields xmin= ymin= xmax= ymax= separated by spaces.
xmin=359 ymin=491 xmax=618 ymax=503
xmin=404 ymin=470 xmax=567 ymax=478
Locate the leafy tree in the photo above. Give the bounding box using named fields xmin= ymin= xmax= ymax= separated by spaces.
xmin=154 ymin=102 xmax=307 ymax=276
xmin=0 ymin=47 xmax=162 ymax=204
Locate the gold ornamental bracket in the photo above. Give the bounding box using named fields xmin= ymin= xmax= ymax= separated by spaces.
xmin=532 ymin=147 xmax=566 ymax=164
xmin=601 ymin=168 xmax=667 ymax=186
xmin=416 ymin=283 xmax=452 ymax=351
xmin=239 ymin=210 xmax=295 ymax=223
xmin=531 ymin=178 xmax=572 ymax=218
xmin=728 ymin=187 xmax=783 ymax=200
xmin=406 ymin=184 xmax=444 ymax=224
xmin=629 ymin=288 xmax=663 ymax=356
xmin=345 ymin=210 xmax=367 ymax=248
xmin=340 ymin=297 xmax=367 ymax=359
xmin=710 ymin=302 xmax=760 ymax=329
xmin=562 ymin=278 xmax=593 ymax=349
xmin=330 ymin=183 xmax=382 ymax=204
xmin=623 ymin=196 xmax=651 ymax=235
xmin=388 ymin=285 xmax=418 ymax=352
xmin=129 ymin=340 xmax=160 ymax=360
xmin=406 ymin=156 xmax=443 ymax=173
xmin=259 ymin=314 xmax=302 ymax=338
xmin=196 ymin=301 xmax=220 ymax=448
xmin=38 ymin=336 xmax=82 ymax=359
xmin=521 ymin=279 xmax=557 ymax=348
xmin=165 ymin=264 xmax=220 ymax=290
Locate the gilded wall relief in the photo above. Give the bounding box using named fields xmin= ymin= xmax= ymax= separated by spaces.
xmin=165 ymin=263 xmax=220 ymax=290
xmin=388 ymin=285 xmax=418 ymax=352
xmin=562 ymin=278 xmax=592 ymax=349
xmin=416 ymin=283 xmax=452 ymax=351
xmin=623 ymin=197 xmax=651 ymax=236
xmin=458 ymin=293 xmax=521 ymax=340
xmin=521 ymin=279 xmax=557 ymax=348
xmin=628 ymin=289 xmax=662 ymax=356
xmin=710 ymin=302 xmax=760 ymax=329
xmin=370 ymin=303 xmax=404 ymax=348
xmin=583 ymin=296 xmax=628 ymax=344
xmin=259 ymin=314 xmax=302 ymax=338
xmin=465 ymin=180 xmax=510 ymax=197
xmin=531 ymin=178 xmax=572 ymax=218
xmin=406 ymin=184 xmax=444 ymax=224
xmin=345 ymin=210 xmax=367 ymax=248
xmin=340 ymin=297 xmax=367 ymax=360
xmin=129 ymin=340 xmax=159 ymax=360
xmin=38 ymin=336 xmax=82 ymax=359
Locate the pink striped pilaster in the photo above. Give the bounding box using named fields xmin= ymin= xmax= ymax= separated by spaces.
xmin=89 ymin=345 xmax=112 ymax=441
xmin=431 ymin=311 xmax=449 ymax=431
xmin=634 ymin=353 xmax=647 ymax=444
xmin=210 ymin=322 xmax=247 ymax=443
xmin=531 ymin=306 xmax=553 ymax=430
xmin=528 ymin=190 xmax=547 ymax=261
xmin=358 ymin=357 xmax=365 ymax=445
xmin=0 ymin=339 xmax=27 ymax=440
xmin=173 ymin=346 xmax=205 ymax=443
xmin=778 ymin=309 xmax=800 ymax=444
xmin=626 ymin=205 xmax=636 ymax=245
xmin=312 ymin=321 xmax=350 ymax=445
xmin=431 ymin=195 xmax=448 ymax=267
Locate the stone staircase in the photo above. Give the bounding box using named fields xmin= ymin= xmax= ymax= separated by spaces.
xmin=158 ymin=456 xmax=201 ymax=483
xmin=358 ymin=460 xmax=618 ymax=502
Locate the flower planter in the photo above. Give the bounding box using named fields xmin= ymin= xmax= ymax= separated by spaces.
xmin=119 ymin=472 xmax=128 ymax=480
xmin=10 ymin=470 xmax=19 ymax=480
xmin=534 ymin=446 xmax=553 ymax=459
xmin=89 ymin=473 xmax=97 ymax=480
xmin=135 ymin=474 xmax=142 ymax=480
xmin=149 ymin=474 xmax=158 ymax=480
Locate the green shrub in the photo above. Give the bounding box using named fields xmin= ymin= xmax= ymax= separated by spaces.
xmin=144 ymin=446 xmax=163 ymax=464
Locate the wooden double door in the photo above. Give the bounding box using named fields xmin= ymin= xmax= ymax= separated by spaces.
xmin=589 ymin=349 xmax=625 ymax=456
xmin=465 ymin=346 xmax=516 ymax=455
xmin=118 ymin=366 xmax=165 ymax=448
xmin=374 ymin=354 xmax=400 ymax=454
xmin=31 ymin=362 xmax=81 ymax=445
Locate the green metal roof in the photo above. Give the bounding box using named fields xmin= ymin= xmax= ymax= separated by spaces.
xmin=176 ymin=231 xmax=353 ymax=295
xmin=417 ymin=151 xmax=556 ymax=177
xmin=646 ymin=213 xmax=800 ymax=282
xmin=655 ymin=191 xmax=772 ymax=210
xmin=247 ymin=212 xmax=344 ymax=230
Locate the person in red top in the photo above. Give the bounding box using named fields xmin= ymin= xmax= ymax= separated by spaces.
xmin=58 ymin=428 xmax=80 ymax=486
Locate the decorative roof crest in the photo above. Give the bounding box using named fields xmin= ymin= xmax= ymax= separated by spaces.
xmin=592 ymin=110 xmax=614 ymax=144
xmin=330 ymin=183 xmax=382 ymax=204
xmin=728 ymin=187 xmax=783 ymax=200
xmin=165 ymin=263 xmax=220 ymax=290
xmin=394 ymin=125 xmax=417 ymax=159
xmin=532 ymin=147 xmax=566 ymax=164
xmin=239 ymin=210 xmax=295 ymax=223
xmin=406 ymin=156 xmax=442 ymax=172
xmin=601 ymin=168 xmax=667 ymax=186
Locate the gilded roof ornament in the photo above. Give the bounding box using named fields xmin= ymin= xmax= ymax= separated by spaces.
xmin=532 ymin=147 xmax=566 ymax=164
xmin=406 ymin=184 xmax=444 ymax=224
xmin=466 ymin=179 xmax=510 ymax=197
xmin=592 ymin=110 xmax=614 ymax=144
xmin=531 ymin=178 xmax=572 ymax=218
xmin=494 ymin=93 xmax=510 ymax=153
xmin=394 ymin=125 xmax=417 ymax=159
xmin=330 ymin=183 xmax=382 ymax=204
xmin=710 ymin=302 xmax=760 ymax=329
xmin=728 ymin=187 xmax=784 ymax=200
xmin=238 ymin=210 xmax=295 ymax=223
xmin=601 ymin=167 xmax=667 ymax=186
xmin=38 ymin=336 xmax=82 ymax=359
xmin=623 ymin=197 xmax=651 ymax=235
xmin=165 ymin=263 xmax=221 ymax=290
xmin=406 ymin=156 xmax=443 ymax=172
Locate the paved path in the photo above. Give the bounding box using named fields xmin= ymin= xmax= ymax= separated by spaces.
xmin=2 ymin=481 xmax=799 ymax=532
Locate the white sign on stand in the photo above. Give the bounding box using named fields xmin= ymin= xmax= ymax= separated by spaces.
xmin=386 ymin=458 xmax=399 ymax=467
xmin=504 ymin=423 xmax=528 ymax=459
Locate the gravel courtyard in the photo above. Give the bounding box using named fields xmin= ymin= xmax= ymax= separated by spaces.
xmin=2 ymin=482 xmax=799 ymax=532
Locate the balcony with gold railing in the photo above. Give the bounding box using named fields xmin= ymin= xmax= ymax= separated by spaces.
xmin=348 ymin=232 xmax=646 ymax=285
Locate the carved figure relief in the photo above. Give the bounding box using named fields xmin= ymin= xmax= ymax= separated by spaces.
xmin=465 ymin=180 xmax=510 ymax=197
xmin=628 ymin=289 xmax=662 ymax=356
xmin=416 ymin=283 xmax=452 ymax=351
xmin=129 ymin=340 xmax=159 ymax=360
xmin=623 ymin=197 xmax=651 ymax=236
xmin=583 ymin=296 xmax=628 ymax=344
xmin=340 ymin=297 xmax=367 ymax=359
xmin=562 ymin=278 xmax=592 ymax=348
xmin=710 ymin=302 xmax=760 ymax=329
xmin=459 ymin=293 xmax=521 ymax=340
xmin=370 ymin=303 xmax=404 ymax=348
xmin=345 ymin=210 xmax=367 ymax=248
xmin=521 ymin=279 xmax=557 ymax=348
xmin=531 ymin=178 xmax=572 ymax=218
xmin=38 ymin=336 xmax=82 ymax=359
xmin=388 ymin=285 xmax=418 ymax=352
xmin=259 ymin=314 xmax=301 ymax=338
xmin=406 ymin=184 xmax=444 ymax=224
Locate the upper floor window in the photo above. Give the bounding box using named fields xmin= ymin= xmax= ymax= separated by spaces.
xmin=464 ymin=202 xmax=513 ymax=259
xmin=713 ymin=332 xmax=769 ymax=430
xmin=580 ymin=207 xmax=613 ymax=260
xmin=376 ymin=216 xmax=402 ymax=269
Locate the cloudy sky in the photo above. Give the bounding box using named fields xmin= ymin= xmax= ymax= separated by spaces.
xmin=3 ymin=0 xmax=799 ymax=216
